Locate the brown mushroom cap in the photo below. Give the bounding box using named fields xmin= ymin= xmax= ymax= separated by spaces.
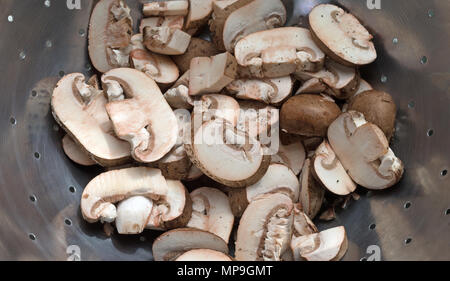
xmin=235 ymin=193 xmax=294 ymax=261
xmin=309 ymin=4 xmax=377 ymax=66
xmin=61 ymin=135 xmax=96 ymax=166
xmin=280 ymin=94 xmax=341 ymax=137
xmin=103 ymin=68 xmax=179 ymax=163
xmin=347 ymin=90 xmax=397 ymax=140
xmin=152 ymin=228 xmax=229 ymax=261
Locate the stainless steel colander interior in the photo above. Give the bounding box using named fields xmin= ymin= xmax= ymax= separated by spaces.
xmin=0 ymin=0 xmax=449 ymax=261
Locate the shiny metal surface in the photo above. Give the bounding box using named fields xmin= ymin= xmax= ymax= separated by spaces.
xmin=0 ymin=0 xmax=448 ymax=261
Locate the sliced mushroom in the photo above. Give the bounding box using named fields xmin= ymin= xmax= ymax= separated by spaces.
xmin=342 ymin=79 xmax=373 ymax=112
xmin=299 ymin=159 xmax=325 ymax=219
xmin=280 ymin=94 xmax=341 ymax=137
xmin=295 ymin=59 xmax=360 ymax=99
xmin=189 ymin=52 xmax=237 ymax=96
xmin=234 ymin=27 xmax=325 ymax=78
xmin=328 ymin=111 xmax=404 ymax=190
xmin=229 ymin=163 xmax=300 ymax=217
xmin=143 ymin=1 xmax=189 ymax=17
xmin=185 ymin=118 xmax=270 ymax=188
xmin=115 ymin=196 xmax=153 ymax=234
xmin=193 ymin=94 xmax=241 ymax=127
xmin=185 ymin=0 xmax=213 ymax=35
xmin=295 ymin=78 xmax=327 ymax=95
xmin=129 ymin=34 xmax=179 ymax=88
xmin=152 ymin=228 xmax=229 ymax=261
xmin=226 ymin=76 xmax=293 ymax=105
xmin=292 ymin=204 xmax=318 ymax=237
xmin=235 ymin=193 xmax=294 ymax=261
xmin=146 ymin=179 xmax=193 ymax=230
xmin=271 ymin=141 xmax=306 ymax=176
xmin=52 ymin=73 xmax=131 ymax=167
xmin=187 ymin=187 xmax=234 ymax=243
xmin=164 ymin=70 xmax=195 ymax=109
xmin=222 ymin=0 xmax=287 ymax=52
xmin=291 ymin=226 xmax=348 ymax=261
xmin=172 ymin=38 xmax=220 ymax=74
xmin=88 ymin=0 xmax=133 ymax=73
xmin=175 ymin=249 xmax=233 ymax=261
xmin=309 ymin=4 xmax=377 ymax=66
xmin=61 ymin=135 xmax=96 ymax=166
xmin=80 ymin=167 xmax=168 ymax=223
xmin=313 ymin=140 xmax=356 ymax=196
xmin=143 ymin=26 xmax=191 ymax=55
xmin=347 ymin=90 xmax=397 ymax=140
xmin=236 ymin=101 xmax=279 ymax=141
xmin=102 ymin=68 xmax=178 ymax=163
xmin=209 ymin=0 xmax=254 ymax=51
xmin=302 ymin=137 xmax=324 ymax=156
xmin=139 ymin=16 xmax=185 ymax=33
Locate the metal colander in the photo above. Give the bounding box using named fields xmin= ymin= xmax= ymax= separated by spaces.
xmin=0 ymin=0 xmax=449 ymax=261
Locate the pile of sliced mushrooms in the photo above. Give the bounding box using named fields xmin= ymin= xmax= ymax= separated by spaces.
xmin=51 ymin=0 xmax=404 ymax=261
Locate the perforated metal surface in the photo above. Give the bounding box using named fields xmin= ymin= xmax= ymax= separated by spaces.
xmin=0 ymin=0 xmax=449 ymax=261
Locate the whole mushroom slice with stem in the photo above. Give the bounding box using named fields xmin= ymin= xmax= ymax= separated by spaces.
xmin=309 ymin=4 xmax=377 ymax=66
xmin=139 ymin=16 xmax=185 ymax=33
xmin=235 ymin=193 xmax=294 ymax=261
xmin=61 ymin=135 xmax=96 ymax=166
xmin=280 ymin=94 xmax=341 ymax=138
xmin=226 ymin=76 xmax=293 ymax=106
xmin=51 ymin=73 xmax=131 ymax=167
xmin=152 ymin=228 xmax=229 ymax=261
xmin=129 ymin=34 xmax=180 ymax=89
xmin=88 ymin=0 xmax=133 ymax=73
xmin=189 ymin=52 xmax=238 ymax=96
xmin=185 ymin=118 xmax=271 ymax=188
xmin=164 ymin=70 xmax=195 ymax=109
xmin=271 ymin=140 xmax=306 ymax=176
xmin=295 ymin=59 xmax=360 ymax=99
xmin=172 ymin=38 xmax=220 ymax=74
xmin=143 ymin=1 xmax=189 ymax=17
xmin=143 ymin=26 xmax=191 ymax=55
xmin=299 ymin=159 xmax=325 ymax=219
xmin=222 ymin=0 xmax=287 ymax=53
xmin=234 ymin=27 xmax=325 ymax=78
xmin=229 ymin=163 xmax=300 ymax=217
xmin=291 ymin=226 xmax=348 ymax=261
xmin=102 ymin=68 xmax=179 ymax=163
xmin=175 ymin=249 xmax=233 ymax=261
xmin=346 ymin=90 xmax=397 ymax=140
xmin=185 ymin=0 xmax=213 ymax=35
xmin=312 ymin=140 xmax=357 ymax=196
xmin=209 ymin=0 xmax=254 ymax=51
xmin=328 ymin=111 xmax=404 ymax=190
xmin=187 ymin=187 xmax=234 ymax=243
xmin=80 ymin=167 xmax=168 ymax=224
